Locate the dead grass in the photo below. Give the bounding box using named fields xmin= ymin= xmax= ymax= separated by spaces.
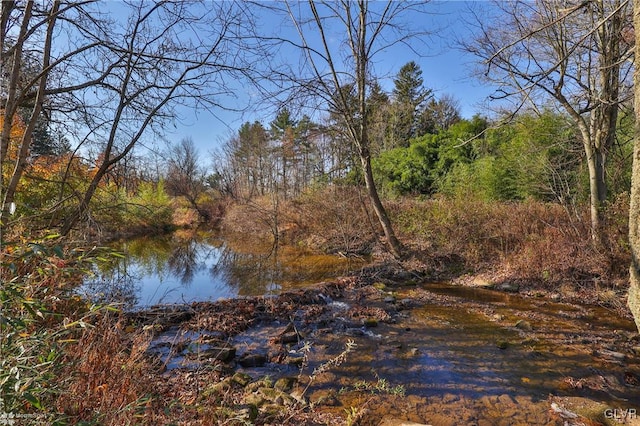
xmin=221 ymin=187 xmax=379 ymax=256
xmin=57 ymin=315 xmax=161 ymax=425
xmin=220 ymin=189 xmax=631 ymax=293
xmin=221 ymin=195 xmax=279 ymax=240
xmin=389 ymin=195 xmax=630 ymax=291
xmin=290 ymin=186 xmax=379 ymax=255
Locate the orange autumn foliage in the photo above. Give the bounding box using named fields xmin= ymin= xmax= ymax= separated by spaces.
xmin=0 ymin=113 xmax=27 ymax=165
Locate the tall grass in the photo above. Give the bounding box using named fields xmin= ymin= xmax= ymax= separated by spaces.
xmin=0 ymin=235 xmax=152 ymax=424
xmin=228 ymin=187 xmax=631 ymax=290
xmin=56 ymin=316 xmax=158 ymax=425
xmin=389 ymin=194 xmax=629 ymax=287
xmin=0 ymin=234 xmax=134 ymax=423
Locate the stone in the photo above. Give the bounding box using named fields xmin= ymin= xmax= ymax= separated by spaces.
xmin=279 ymin=332 xmax=301 ymax=344
xmin=472 ymin=277 xmax=495 ymax=288
xmin=185 ymin=345 xmax=236 ymax=362
xmin=515 ymin=320 xmax=532 ymax=331
xmin=387 ymin=340 xmax=403 ymax=349
xmin=259 ymin=387 xmax=296 ymax=406
xmin=238 ymin=353 xmax=268 ymax=368
xmin=364 ymin=318 xmax=378 ymax=327
xmin=203 ymin=377 xmax=232 ymax=397
xmin=284 ymin=355 xmax=305 ymax=366
xmin=245 ymin=378 xmax=273 ymax=393
xmin=234 ymin=404 xmax=258 ymax=422
xmin=373 ymin=282 xmax=387 ymax=290
xmin=232 ymin=372 xmax=252 ymax=387
xmin=243 ymin=393 xmax=265 ymax=408
xmin=261 ymin=403 xmax=287 ymax=417
xmin=274 ymin=376 xmax=297 ymax=392
xmin=597 ymin=349 xmax=626 ymax=361
xmin=496 ymin=340 xmax=509 ymax=350
xmin=345 ymin=327 xmax=365 ymax=336
xmin=309 ymin=389 xmax=340 ymax=406
xmin=497 ymin=282 xmax=520 ymax=293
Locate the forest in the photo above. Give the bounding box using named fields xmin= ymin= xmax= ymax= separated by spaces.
xmin=2 ymin=0 xmax=640 ymax=424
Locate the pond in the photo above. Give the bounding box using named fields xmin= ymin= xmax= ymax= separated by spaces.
xmin=79 ymin=229 xmax=368 ymax=310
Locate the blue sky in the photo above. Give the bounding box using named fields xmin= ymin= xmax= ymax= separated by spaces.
xmin=163 ymin=1 xmax=498 ymax=155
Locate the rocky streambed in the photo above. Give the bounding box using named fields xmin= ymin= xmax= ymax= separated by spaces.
xmin=127 ymin=265 xmax=640 ymax=425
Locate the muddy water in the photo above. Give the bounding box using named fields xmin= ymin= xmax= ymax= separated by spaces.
xmin=259 ymin=282 xmax=640 ymax=424
xmin=91 ymin=231 xmax=640 ymax=423
xmin=80 ymin=230 xmax=366 ymax=309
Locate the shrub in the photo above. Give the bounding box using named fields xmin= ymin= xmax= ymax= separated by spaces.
xmin=289 ymin=186 xmax=378 ymax=255
xmin=0 ymin=235 xmax=118 ymax=421
xmin=124 ymin=180 xmax=173 ymax=231
xmin=391 ymin=195 xmax=627 ymax=287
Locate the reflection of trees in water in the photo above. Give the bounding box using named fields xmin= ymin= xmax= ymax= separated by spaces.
xmin=83 ymin=259 xmax=139 ymax=309
xmin=167 ymin=238 xmax=200 ymax=285
xmin=124 ymin=233 xmax=214 ymax=287
xmin=86 ymin=231 xmax=361 ymax=307
xmin=84 ymin=234 xmax=209 ymax=306
xmin=212 ymin=243 xmax=365 ymax=296
xmin=213 ymin=245 xmax=282 ymax=296
xmin=125 ymin=236 xmax=174 ymax=278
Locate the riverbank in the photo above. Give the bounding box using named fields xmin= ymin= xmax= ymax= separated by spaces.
xmin=221 ymin=192 xmax=632 ymax=311
xmin=101 ymin=260 xmax=640 ymax=425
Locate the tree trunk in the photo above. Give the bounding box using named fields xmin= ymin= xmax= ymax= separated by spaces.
xmin=585 ymin=144 xmax=603 ymax=245
xmin=629 ymin=133 xmax=640 ymax=332
xmin=577 ymin=121 xmax=606 ymax=245
xmin=360 ymin=152 xmax=403 ymax=259
xmin=2 ymin=2 xmax=58 ymax=222
xmin=628 ymin=0 xmax=640 ymax=333
xmin=0 ymin=1 xmax=33 ymax=225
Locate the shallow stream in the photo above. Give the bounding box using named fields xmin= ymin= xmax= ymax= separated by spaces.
xmin=83 ymin=232 xmax=640 ymax=424
xmin=289 ymin=283 xmax=640 ymax=424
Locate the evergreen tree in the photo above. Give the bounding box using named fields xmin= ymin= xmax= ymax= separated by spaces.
xmin=390 ymin=61 xmax=432 ymax=147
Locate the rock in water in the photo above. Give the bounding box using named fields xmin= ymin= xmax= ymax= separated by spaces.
xmin=497 ymin=282 xmax=520 ymax=293
xmin=238 ymin=353 xmax=267 ymax=368
xmin=515 ymin=320 xmax=532 ymax=331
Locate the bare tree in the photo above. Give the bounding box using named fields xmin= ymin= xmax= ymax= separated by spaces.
xmin=263 ymin=1 xmax=430 ymax=258
xmin=628 ymin=0 xmax=640 ymax=332
xmin=462 ymin=0 xmax=633 ymax=244
xmin=165 ymin=137 xmax=209 ymax=221
xmin=1 ymin=1 xmax=264 ymax=236
xmin=58 ymin=1 xmax=263 ymax=235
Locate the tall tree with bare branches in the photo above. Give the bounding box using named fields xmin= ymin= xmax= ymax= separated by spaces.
xmin=264 ymin=1 xmax=430 ymax=258
xmin=463 ymin=0 xmax=633 ymax=244
xmin=1 ymin=1 xmax=263 ymax=236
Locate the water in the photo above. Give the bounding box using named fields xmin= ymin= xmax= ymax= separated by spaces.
xmin=80 ymin=231 xmax=640 ymax=422
xmin=79 ymin=230 xmax=366 ymax=310
xmin=300 ymin=283 xmax=640 ymax=408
